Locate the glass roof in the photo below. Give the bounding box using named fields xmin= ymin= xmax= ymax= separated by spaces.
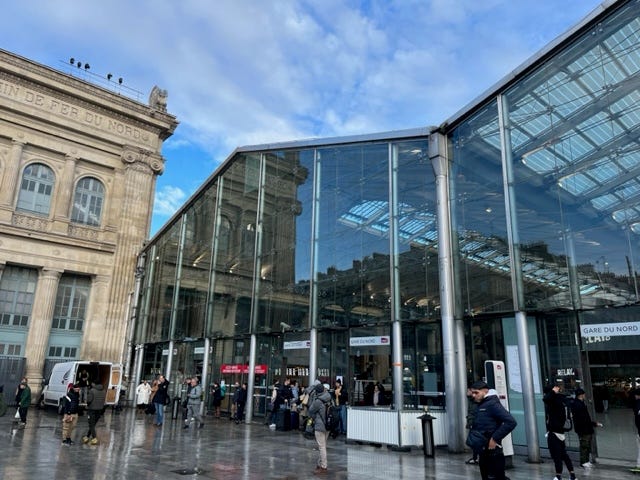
xmin=506 ymin=12 xmax=640 ymax=234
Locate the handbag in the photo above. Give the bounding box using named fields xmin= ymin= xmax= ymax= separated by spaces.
xmin=15 ymin=408 xmax=20 ymax=419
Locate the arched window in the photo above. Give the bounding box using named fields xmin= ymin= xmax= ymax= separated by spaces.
xmin=16 ymin=163 xmax=55 ymax=215
xmin=71 ymin=177 xmax=104 ymax=226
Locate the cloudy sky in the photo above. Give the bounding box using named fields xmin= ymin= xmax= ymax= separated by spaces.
xmin=2 ymin=0 xmax=604 ymax=235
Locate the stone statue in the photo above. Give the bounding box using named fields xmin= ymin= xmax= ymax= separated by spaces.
xmin=148 ymin=86 xmax=168 ymax=112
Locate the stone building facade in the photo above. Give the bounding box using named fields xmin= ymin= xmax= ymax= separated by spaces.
xmin=0 ymin=49 xmax=177 ymax=396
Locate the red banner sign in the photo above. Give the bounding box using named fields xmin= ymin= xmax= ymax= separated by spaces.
xmin=220 ymin=364 xmax=267 ymax=375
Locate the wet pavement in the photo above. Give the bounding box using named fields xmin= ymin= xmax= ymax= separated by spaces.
xmin=0 ymin=407 xmax=637 ymax=480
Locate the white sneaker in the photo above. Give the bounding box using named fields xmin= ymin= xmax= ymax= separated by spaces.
xmin=269 ymin=423 xmax=276 ymax=429
xmin=581 ymin=462 xmax=594 ymax=468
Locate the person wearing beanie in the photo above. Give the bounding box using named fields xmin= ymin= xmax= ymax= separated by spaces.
xmin=61 ymin=383 xmax=81 ymax=445
xmin=467 ymin=380 xmax=517 ymax=480
xmin=544 ymin=382 xmax=577 ymax=480
xmin=571 ymin=387 xmax=602 ymax=468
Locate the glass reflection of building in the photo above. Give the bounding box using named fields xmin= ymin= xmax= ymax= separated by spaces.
xmin=132 ymin=0 xmax=640 ymax=461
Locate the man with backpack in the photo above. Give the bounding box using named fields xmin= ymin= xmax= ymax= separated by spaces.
xmin=544 ymin=383 xmax=577 ymax=480
xmin=308 ymin=382 xmax=332 ymax=475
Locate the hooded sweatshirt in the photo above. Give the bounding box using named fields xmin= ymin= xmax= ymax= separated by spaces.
xmin=86 ymin=384 xmax=107 ymax=412
xmin=308 ymin=389 xmax=332 ymax=432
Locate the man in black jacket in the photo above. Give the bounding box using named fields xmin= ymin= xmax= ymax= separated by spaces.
xmin=571 ymin=388 xmax=602 ymax=468
xmin=61 ymin=383 xmax=80 ymax=445
xmin=468 ymin=381 xmax=517 ymax=480
xmin=543 ymin=383 xmax=577 ymax=480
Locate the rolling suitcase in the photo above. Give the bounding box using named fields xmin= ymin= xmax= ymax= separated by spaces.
xmin=275 ymin=408 xmax=291 ymax=431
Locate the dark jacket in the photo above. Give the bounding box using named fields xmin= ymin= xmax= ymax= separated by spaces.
xmin=308 ymin=390 xmax=332 ymax=433
xmin=211 ymin=385 xmax=222 ymax=407
xmin=469 ymin=390 xmax=517 ymax=444
xmin=571 ymin=397 xmax=595 ymax=435
xmin=634 ymin=397 xmax=640 ymax=436
xmin=86 ymin=384 xmax=107 ymax=412
xmin=153 ymin=379 xmax=170 ymax=405
xmin=62 ymin=389 xmax=80 ymax=415
xmin=18 ymin=385 xmax=31 ymax=408
xmin=543 ymin=389 xmax=570 ymax=434
xmin=236 ymin=387 xmax=247 ymax=406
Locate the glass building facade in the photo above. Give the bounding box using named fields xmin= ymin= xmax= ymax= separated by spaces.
xmin=132 ymin=0 xmax=640 ymax=461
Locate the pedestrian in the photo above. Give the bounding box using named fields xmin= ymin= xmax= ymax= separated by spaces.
xmin=632 ymin=388 xmax=640 ymax=471
xmin=16 ymin=380 xmax=31 ymax=427
xmin=465 ymin=386 xmax=480 ymax=464
xmin=543 ymin=383 xmax=577 ymax=480
xmin=332 ymin=379 xmax=348 ymax=435
xmin=467 ymin=381 xmax=517 ymax=480
xmin=78 ymin=369 xmax=90 ymax=404
xmin=308 ymin=382 xmax=332 ymax=475
xmin=61 ymin=383 xmax=80 ymax=445
xmin=135 ymin=380 xmax=152 ymax=411
xmin=268 ymin=381 xmax=283 ymax=428
xmin=146 ymin=379 xmax=158 ymax=415
xmin=210 ymin=382 xmax=222 ymax=419
xmin=83 ymin=381 xmax=106 ymax=445
xmin=571 ymin=388 xmax=602 ymax=468
xmin=181 ymin=377 xmax=192 ymax=421
xmin=235 ymin=382 xmax=247 ymax=424
xmin=183 ymin=377 xmax=204 ymax=429
xmin=152 ymin=374 xmax=170 ymax=426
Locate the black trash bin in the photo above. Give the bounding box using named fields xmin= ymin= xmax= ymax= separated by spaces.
xmin=418 ymin=413 xmax=436 ymax=457
xmin=172 ymin=397 xmax=182 ymax=420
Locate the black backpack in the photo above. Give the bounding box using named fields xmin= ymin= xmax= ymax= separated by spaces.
xmin=325 ymin=401 xmax=340 ymax=438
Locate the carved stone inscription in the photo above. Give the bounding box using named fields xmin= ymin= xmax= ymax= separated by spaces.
xmin=0 ymin=77 xmax=152 ymax=145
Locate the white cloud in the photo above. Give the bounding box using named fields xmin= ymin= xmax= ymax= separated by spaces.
xmin=153 ymin=185 xmax=187 ymax=217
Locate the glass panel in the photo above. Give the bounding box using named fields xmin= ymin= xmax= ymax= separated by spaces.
xmin=395 ymin=140 xmax=440 ymax=321
xmin=316 ymin=143 xmax=391 ymax=328
xmin=451 ymin=101 xmax=514 ymax=315
xmin=209 ymin=154 xmax=259 ymax=337
xmin=175 ymin=188 xmax=216 ymax=340
xmin=145 ymin=220 xmax=181 ymax=341
xmin=505 ymin=6 xmax=640 ymax=310
xmin=255 ymin=149 xmax=313 ymax=334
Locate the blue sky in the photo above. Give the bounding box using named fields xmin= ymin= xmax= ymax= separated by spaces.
xmin=2 ymin=0 xmax=604 ymax=235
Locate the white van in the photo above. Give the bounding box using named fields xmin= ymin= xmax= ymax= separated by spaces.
xmin=40 ymin=361 xmax=122 ymax=409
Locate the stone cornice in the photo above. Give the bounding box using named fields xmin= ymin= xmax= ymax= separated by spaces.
xmin=0 ymin=49 xmax=177 ymax=129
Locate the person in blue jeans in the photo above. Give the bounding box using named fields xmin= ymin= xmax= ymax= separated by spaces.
xmin=333 ymin=379 xmax=348 ymax=435
xmin=152 ymin=374 xmax=170 ymax=426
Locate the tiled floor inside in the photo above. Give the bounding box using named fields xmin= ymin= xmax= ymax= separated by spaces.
xmin=0 ymin=407 xmax=637 ymax=479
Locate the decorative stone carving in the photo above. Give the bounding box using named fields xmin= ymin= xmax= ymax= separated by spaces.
xmin=149 ymin=86 xmax=168 ymax=112
xmin=12 ymin=213 xmax=50 ymax=232
xmin=121 ymin=147 xmax=164 ymax=175
xmin=68 ymin=224 xmax=100 ymax=241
